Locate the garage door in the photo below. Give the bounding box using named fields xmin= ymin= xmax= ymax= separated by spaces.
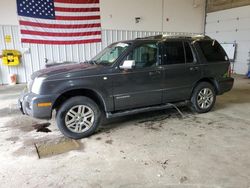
xmin=205 ymin=5 xmax=250 ymax=75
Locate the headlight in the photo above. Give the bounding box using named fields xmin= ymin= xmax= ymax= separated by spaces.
xmin=31 ymin=77 xmax=46 ymax=94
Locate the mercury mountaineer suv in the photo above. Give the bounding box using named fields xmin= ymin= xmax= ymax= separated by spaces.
xmin=18 ymin=35 xmax=234 ymax=139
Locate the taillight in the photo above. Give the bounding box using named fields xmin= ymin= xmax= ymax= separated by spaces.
xmin=227 ymin=64 xmax=232 ymax=77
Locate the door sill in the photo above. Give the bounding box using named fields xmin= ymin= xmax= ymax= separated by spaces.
xmin=106 ymin=101 xmax=188 ymax=119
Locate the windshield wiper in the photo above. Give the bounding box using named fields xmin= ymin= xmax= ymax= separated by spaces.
xmin=83 ymin=60 xmax=97 ymax=65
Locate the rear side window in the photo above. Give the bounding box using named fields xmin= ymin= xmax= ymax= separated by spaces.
xmin=184 ymin=42 xmax=194 ymax=63
xmin=164 ymin=41 xmax=185 ymax=65
xmin=198 ymin=40 xmax=227 ymax=62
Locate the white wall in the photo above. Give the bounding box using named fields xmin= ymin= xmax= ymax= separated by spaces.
xmin=101 ymin=0 xmax=206 ymax=33
xmin=0 ymin=0 xmax=18 ymax=25
xmin=100 ymin=0 xmax=163 ymax=31
xmin=163 ymin=0 xmax=205 ymax=33
xmin=206 ymin=5 xmax=250 ymax=75
xmin=1 ymin=0 xmax=206 ymax=33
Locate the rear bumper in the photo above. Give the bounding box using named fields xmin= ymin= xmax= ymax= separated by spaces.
xmin=18 ymin=91 xmax=57 ymax=120
xmin=217 ymin=77 xmax=234 ymax=95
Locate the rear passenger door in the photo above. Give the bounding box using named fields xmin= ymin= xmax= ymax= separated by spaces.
xmin=162 ymin=41 xmax=201 ymax=103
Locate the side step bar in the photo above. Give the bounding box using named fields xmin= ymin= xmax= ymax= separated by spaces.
xmin=106 ymin=101 xmax=188 ymax=119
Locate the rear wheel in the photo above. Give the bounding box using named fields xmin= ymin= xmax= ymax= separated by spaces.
xmin=56 ymin=96 xmax=101 ymax=139
xmin=191 ymin=82 xmax=216 ymax=113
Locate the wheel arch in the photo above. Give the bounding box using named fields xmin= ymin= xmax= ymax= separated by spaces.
xmin=53 ymin=88 xmax=107 ymax=112
xmin=191 ymin=78 xmax=219 ymax=96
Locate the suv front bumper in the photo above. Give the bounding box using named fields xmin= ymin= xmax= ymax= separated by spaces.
xmin=18 ymin=91 xmax=57 ymax=120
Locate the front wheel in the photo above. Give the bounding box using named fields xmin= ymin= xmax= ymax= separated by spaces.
xmin=191 ymin=82 xmax=216 ymax=113
xmin=56 ymin=96 xmax=101 ymax=139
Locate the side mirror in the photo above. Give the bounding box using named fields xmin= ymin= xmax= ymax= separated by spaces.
xmin=119 ymin=60 xmax=135 ymax=70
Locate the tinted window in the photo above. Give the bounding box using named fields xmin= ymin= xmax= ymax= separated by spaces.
xmin=164 ymin=42 xmax=185 ymax=65
xmin=126 ymin=43 xmax=158 ymax=68
xmin=184 ymin=42 xmax=194 ymax=63
xmin=198 ymin=40 xmax=227 ymax=62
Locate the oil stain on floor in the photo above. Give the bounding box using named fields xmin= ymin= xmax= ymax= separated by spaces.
xmin=32 ymin=122 xmax=52 ymax=133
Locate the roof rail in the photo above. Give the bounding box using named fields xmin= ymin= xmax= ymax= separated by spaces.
xmin=135 ymin=35 xmax=163 ymax=40
xmin=136 ymin=34 xmax=210 ymax=40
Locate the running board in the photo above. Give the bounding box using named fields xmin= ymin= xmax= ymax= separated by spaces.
xmin=106 ymin=101 xmax=188 ymax=119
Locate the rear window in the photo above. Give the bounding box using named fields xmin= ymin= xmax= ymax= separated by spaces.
xmin=198 ymin=40 xmax=227 ymax=62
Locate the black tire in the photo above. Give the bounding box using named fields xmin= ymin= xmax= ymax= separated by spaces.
xmin=56 ymin=96 xmax=101 ymax=139
xmin=191 ymin=82 xmax=216 ymax=113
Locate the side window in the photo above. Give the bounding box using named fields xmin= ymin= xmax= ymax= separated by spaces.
xmin=126 ymin=43 xmax=158 ymax=68
xmin=198 ymin=40 xmax=227 ymax=62
xmin=184 ymin=42 xmax=194 ymax=63
xmin=164 ymin=41 xmax=185 ymax=65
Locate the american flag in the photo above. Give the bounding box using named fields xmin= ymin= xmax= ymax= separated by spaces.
xmin=17 ymin=0 xmax=102 ymax=45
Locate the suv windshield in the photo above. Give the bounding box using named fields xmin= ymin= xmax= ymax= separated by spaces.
xmin=92 ymin=42 xmax=130 ymax=65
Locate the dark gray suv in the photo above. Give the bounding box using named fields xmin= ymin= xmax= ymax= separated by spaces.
xmin=18 ymin=35 xmax=234 ymax=139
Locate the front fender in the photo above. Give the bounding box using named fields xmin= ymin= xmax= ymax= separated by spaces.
xmin=40 ymin=76 xmax=114 ymax=112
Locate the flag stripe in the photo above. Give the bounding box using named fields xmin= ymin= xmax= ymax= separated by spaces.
xmin=54 ymin=7 xmax=100 ymax=12
xmin=18 ymin=0 xmax=101 ymax=45
xmin=20 ymin=25 xmax=101 ymax=33
xmin=21 ymin=30 xmax=101 ymax=37
xmin=54 ymin=0 xmax=99 ymax=4
xmin=55 ymin=15 xmax=100 ymax=20
xmin=19 ymin=16 xmax=101 ymax=25
xmin=21 ymin=34 xmax=101 ymax=41
xmin=55 ymin=11 xmax=99 ymax=17
xmin=19 ymin=21 xmax=101 ymax=29
xmin=21 ymin=38 xmax=102 ymax=45
xmin=54 ymin=2 xmax=100 ymax=8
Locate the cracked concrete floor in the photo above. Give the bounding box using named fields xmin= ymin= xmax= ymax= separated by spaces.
xmin=0 ymin=75 xmax=250 ymax=188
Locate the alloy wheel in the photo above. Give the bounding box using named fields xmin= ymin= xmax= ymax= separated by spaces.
xmin=197 ymin=88 xmax=214 ymax=109
xmin=64 ymin=105 xmax=95 ymax=133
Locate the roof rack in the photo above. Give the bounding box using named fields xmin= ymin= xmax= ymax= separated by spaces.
xmin=136 ymin=34 xmax=210 ymax=40
xmin=135 ymin=35 xmax=163 ymax=40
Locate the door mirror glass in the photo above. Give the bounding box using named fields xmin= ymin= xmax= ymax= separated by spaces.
xmin=119 ymin=60 xmax=135 ymax=70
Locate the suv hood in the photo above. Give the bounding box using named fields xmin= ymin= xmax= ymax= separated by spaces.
xmin=31 ymin=62 xmax=94 ymax=80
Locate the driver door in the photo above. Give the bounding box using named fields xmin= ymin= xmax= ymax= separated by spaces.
xmin=112 ymin=42 xmax=164 ymax=111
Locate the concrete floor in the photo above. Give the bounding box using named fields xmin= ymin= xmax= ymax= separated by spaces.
xmin=0 ymin=75 xmax=250 ymax=188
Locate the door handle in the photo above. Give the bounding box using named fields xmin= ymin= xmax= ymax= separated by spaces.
xmin=189 ymin=66 xmax=199 ymax=71
xmin=149 ymin=70 xmax=161 ymax=76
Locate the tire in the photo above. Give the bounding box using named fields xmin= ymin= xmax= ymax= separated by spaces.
xmin=191 ymin=82 xmax=216 ymax=113
xmin=56 ymin=96 xmax=101 ymax=139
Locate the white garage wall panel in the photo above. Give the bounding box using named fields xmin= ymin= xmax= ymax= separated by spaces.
xmin=101 ymin=0 xmax=206 ymax=33
xmin=163 ymin=0 xmax=205 ymax=33
xmin=0 ymin=26 xmax=199 ymax=85
xmin=205 ymin=5 xmax=250 ymax=75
